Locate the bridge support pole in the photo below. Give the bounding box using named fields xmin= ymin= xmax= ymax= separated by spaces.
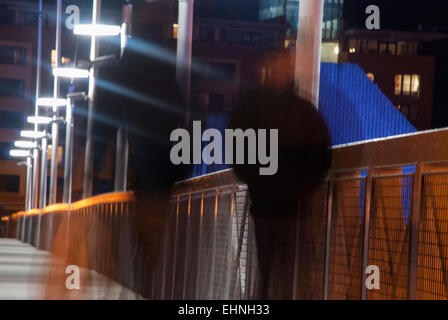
xmin=82 ymin=0 xmax=101 ymax=199
xmin=114 ymin=125 xmax=128 ymax=192
xmin=295 ymin=0 xmax=324 ymax=108
xmin=176 ymin=0 xmax=194 ymax=124
xmin=32 ymin=0 xmax=43 ymax=210
xmin=49 ymin=0 xmax=62 ymax=205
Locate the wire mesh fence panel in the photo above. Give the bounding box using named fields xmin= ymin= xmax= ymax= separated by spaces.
xmin=197 ymin=190 xmax=217 ymax=299
xmin=183 ymin=192 xmax=203 ymax=299
xmin=162 ymin=198 xmax=178 ymax=299
xmin=246 ymin=213 xmax=262 ymax=299
xmin=228 ymin=188 xmax=250 ymax=300
xmin=296 ymin=181 xmax=329 ymax=300
xmin=417 ymin=173 xmax=448 ymax=300
xmin=212 ymin=187 xmax=233 ymax=299
xmin=328 ymin=178 xmax=365 ymax=300
xmin=367 ymin=175 xmax=412 ymax=300
xmin=172 ymin=194 xmax=189 ymax=299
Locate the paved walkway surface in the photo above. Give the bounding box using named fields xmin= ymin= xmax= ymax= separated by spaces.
xmin=0 ymin=238 xmax=144 ymax=300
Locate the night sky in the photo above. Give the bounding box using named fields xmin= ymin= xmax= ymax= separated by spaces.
xmin=37 ymin=0 xmax=448 ymax=29
xmin=344 ymin=0 xmax=448 ymax=31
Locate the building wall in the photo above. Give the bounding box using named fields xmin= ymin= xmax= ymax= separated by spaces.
xmin=259 ymin=0 xmax=344 ymax=40
xmin=340 ymin=52 xmax=435 ymax=130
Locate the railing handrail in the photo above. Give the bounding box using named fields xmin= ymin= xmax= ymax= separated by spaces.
xmin=8 ymin=191 xmax=136 ymax=218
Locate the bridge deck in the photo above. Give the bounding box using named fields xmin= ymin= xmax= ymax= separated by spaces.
xmin=0 ymin=238 xmax=143 ymax=300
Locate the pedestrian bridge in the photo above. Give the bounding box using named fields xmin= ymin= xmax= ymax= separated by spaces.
xmin=1 ymin=129 xmax=448 ymax=300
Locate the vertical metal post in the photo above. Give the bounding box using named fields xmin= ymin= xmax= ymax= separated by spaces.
xmin=361 ymin=168 xmax=374 ymax=300
xmin=32 ymin=0 xmax=43 ymax=209
xmin=38 ymin=134 xmax=48 ymax=249
xmin=295 ymin=0 xmax=324 ymax=107
xmin=176 ymin=0 xmax=194 ymax=123
xmin=114 ymin=125 xmax=128 ymax=192
xmin=39 ymin=134 xmax=48 ymax=209
xmin=194 ymin=192 xmax=204 ymax=299
xmin=63 ymin=98 xmax=74 ymax=204
xmin=224 ymin=191 xmax=235 ymax=299
xmin=49 ymin=0 xmax=62 ymax=204
xmin=208 ymin=189 xmax=219 ymax=299
xmin=22 ymin=157 xmax=32 ymax=241
xmin=83 ymin=0 xmax=101 ymax=199
xmin=182 ymin=193 xmax=192 ymax=299
xmin=409 ymin=163 xmax=423 ymax=300
xmin=323 ymin=176 xmax=334 ymax=300
xmin=170 ymin=196 xmax=180 ymax=299
xmin=25 ymin=156 xmax=32 ymax=212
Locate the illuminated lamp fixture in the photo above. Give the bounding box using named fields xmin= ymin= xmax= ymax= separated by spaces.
xmin=14 ymin=141 xmax=35 ymax=149
xmin=20 ymin=130 xmax=46 ymax=139
xmin=74 ymin=24 xmax=121 ymax=37
xmin=27 ymin=116 xmax=53 ymax=125
xmin=36 ymin=98 xmax=67 ymax=108
xmin=10 ymin=149 xmax=30 ymax=158
xmin=53 ymin=67 xmax=89 ymax=79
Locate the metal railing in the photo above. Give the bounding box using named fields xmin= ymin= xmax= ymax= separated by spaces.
xmin=3 ymin=129 xmax=448 ymax=300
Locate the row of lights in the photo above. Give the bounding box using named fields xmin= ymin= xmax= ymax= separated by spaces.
xmin=10 ymin=24 xmax=123 ymax=164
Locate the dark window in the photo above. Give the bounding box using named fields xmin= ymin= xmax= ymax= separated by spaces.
xmin=0 ymin=78 xmax=25 ymax=97
xmin=210 ymin=94 xmax=224 ymax=109
xmin=0 ymin=111 xmax=24 ymax=129
xmin=0 ymin=174 xmax=20 ymax=193
xmin=0 ymin=142 xmax=12 ymax=160
xmin=199 ymin=26 xmax=215 ymax=42
xmin=0 ymin=46 xmax=26 ymax=65
xmin=196 ymin=62 xmax=236 ymax=82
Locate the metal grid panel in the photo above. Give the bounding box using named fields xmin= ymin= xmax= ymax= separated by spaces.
xmin=172 ymin=195 xmax=189 ymax=299
xmin=328 ymin=178 xmax=365 ymax=300
xmin=212 ymin=188 xmax=233 ymax=299
xmin=296 ymin=181 xmax=328 ymax=300
xmin=197 ymin=190 xmax=217 ymax=299
xmin=228 ymin=189 xmax=250 ymax=299
xmin=183 ymin=192 xmax=202 ymax=299
xmin=162 ymin=199 xmax=178 ymax=299
xmin=367 ymin=175 xmax=412 ymax=300
xmin=417 ymin=173 xmax=448 ymax=300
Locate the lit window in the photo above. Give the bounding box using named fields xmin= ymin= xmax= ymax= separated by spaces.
xmin=367 ymin=73 xmax=375 ymax=82
xmin=411 ymin=74 xmax=420 ymax=97
xmin=172 ymin=24 xmax=178 ymax=39
xmin=388 ymin=43 xmax=396 ymax=55
xmin=394 ymin=74 xmax=420 ymax=97
xmin=397 ymin=42 xmax=408 ymax=55
xmin=379 ymin=42 xmax=388 ymax=54
xmin=394 ymin=75 xmax=402 ymax=95
xmin=403 ymin=74 xmax=411 ymax=96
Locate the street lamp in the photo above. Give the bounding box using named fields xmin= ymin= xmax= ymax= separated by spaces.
xmin=74 ymin=24 xmax=121 ymax=37
xmin=27 ymin=116 xmax=53 ymax=125
xmin=37 ymin=98 xmax=67 ymax=108
xmin=10 ymin=149 xmax=31 ymax=158
xmin=14 ymin=141 xmax=36 ymax=149
xmin=53 ymin=67 xmax=89 ymax=79
xmin=20 ymin=130 xmax=46 ymax=139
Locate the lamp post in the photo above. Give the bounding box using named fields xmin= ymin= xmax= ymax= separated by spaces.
xmin=10 ymin=149 xmax=32 ymax=241
xmin=36 ymin=98 xmax=66 ymax=209
xmin=82 ymin=0 xmax=101 ymax=199
xmin=32 ymin=0 xmax=43 ymax=210
xmin=49 ymin=0 xmax=62 ymax=205
xmin=295 ymin=0 xmax=324 ymax=108
xmin=176 ymin=0 xmax=194 ymax=125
